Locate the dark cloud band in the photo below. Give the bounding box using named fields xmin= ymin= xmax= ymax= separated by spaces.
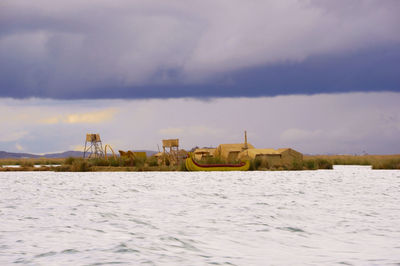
xmin=0 ymin=0 xmax=399 ymax=99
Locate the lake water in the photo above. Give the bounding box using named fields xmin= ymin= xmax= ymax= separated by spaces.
xmin=1 ymin=167 xmax=399 ymax=265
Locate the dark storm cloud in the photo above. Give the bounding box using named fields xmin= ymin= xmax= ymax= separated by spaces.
xmin=0 ymin=0 xmax=399 ymax=99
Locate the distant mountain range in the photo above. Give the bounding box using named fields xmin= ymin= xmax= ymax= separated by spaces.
xmin=0 ymin=150 xmax=157 ymax=159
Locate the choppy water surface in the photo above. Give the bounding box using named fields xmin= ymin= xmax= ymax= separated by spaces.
xmin=1 ymin=167 xmax=399 ymax=265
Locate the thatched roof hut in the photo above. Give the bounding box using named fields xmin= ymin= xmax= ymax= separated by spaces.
xmin=277 ymin=148 xmax=303 ymax=165
xmin=239 ymin=148 xmax=279 ymax=158
xmin=215 ymin=143 xmax=255 ymax=161
xmin=193 ymin=148 xmax=216 ymax=160
xmin=239 ymin=148 xmax=303 ymax=167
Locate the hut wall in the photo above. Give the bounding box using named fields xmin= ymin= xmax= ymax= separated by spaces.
xmin=227 ymin=151 xmax=240 ymax=162
xmin=280 ymin=149 xmax=303 ymax=167
xmin=255 ymin=154 xmax=282 ymax=167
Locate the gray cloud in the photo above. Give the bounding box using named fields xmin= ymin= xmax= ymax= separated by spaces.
xmin=0 ymin=0 xmax=399 ymax=98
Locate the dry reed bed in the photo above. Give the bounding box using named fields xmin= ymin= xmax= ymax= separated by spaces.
xmin=1 ymin=154 xmax=400 ymax=171
xmin=0 ymin=158 xmax=64 ymax=166
xmin=304 ymin=154 xmax=400 ymax=169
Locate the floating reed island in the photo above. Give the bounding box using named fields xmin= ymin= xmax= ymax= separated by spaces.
xmin=1 ymin=154 xmax=400 ymax=172
xmin=1 ymin=132 xmax=400 ymax=171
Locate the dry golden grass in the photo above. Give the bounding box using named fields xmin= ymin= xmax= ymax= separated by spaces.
xmin=1 ymin=156 xmax=182 ymax=172
xmin=0 ymin=166 xmax=54 ymax=172
xmin=0 ymin=158 xmax=64 ymax=166
xmin=304 ymin=154 xmax=400 ymax=169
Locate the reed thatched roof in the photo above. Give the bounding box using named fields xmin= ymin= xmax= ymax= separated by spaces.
xmin=194 ymin=148 xmax=216 ymax=154
xmin=239 ymin=148 xmax=303 ymax=160
xmin=216 ymin=143 xmax=254 ymax=159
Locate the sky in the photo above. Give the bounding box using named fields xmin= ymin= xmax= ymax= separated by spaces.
xmin=0 ymin=0 xmax=399 ymax=154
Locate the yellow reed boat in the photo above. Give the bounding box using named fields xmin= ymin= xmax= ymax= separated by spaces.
xmin=185 ymin=156 xmax=250 ymax=171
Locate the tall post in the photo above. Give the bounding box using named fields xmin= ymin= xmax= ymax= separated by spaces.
xmin=244 ymin=130 xmax=248 ymax=149
xmin=83 ymin=139 xmax=87 ymax=158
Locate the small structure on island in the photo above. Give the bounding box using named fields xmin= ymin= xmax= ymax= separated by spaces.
xmin=119 ymin=150 xmax=147 ymax=166
xmin=162 ymin=139 xmax=179 ymax=165
xmin=83 ymin=133 xmax=117 ymax=160
xmin=214 ymin=131 xmax=254 ymax=162
xmin=215 ymin=143 xmax=255 ymax=162
xmin=193 ymin=148 xmax=216 ymax=160
xmin=239 ymin=148 xmax=281 ymax=167
xmin=104 ymin=144 xmax=117 ymax=160
xmin=277 ymin=148 xmax=303 ymax=166
xmin=157 ymin=139 xmax=187 ymax=165
xmin=119 ymin=150 xmax=147 ymax=160
xmin=83 ymin=133 xmax=104 ymax=158
xmin=239 ymin=148 xmax=303 ymax=168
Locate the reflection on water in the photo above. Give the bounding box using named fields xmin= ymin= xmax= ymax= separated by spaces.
xmin=0 ymin=167 xmax=399 ymax=265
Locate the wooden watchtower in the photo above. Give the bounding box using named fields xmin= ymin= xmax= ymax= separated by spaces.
xmin=83 ymin=133 xmax=104 ymax=158
xmin=162 ymin=139 xmax=179 ymax=165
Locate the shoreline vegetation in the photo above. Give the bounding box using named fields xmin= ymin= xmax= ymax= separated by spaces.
xmin=0 ymin=154 xmax=400 ymax=172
